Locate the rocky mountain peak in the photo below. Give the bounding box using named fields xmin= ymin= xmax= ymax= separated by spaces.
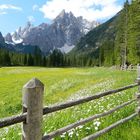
xmin=21 ymin=21 xmax=33 ymax=37
xmin=5 ymin=33 xmax=12 ymax=43
xmin=58 ymin=9 xmax=66 ymax=18
xmin=17 ymin=27 xmax=22 ymax=35
xmin=54 ymin=10 xmax=76 ymax=23
xmin=4 ymin=11 xmax=99 ymax=53
xmin=0 ymin=32 xmax=5 ymax=44
xmin=39 ymin=23 xmax=48 ymax=29
xmin=26 ymin=21 xmax=32 ymax=29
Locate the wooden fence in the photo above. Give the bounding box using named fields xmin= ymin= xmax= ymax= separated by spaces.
xmin=0 ymin=66 xmax=140 ymax=140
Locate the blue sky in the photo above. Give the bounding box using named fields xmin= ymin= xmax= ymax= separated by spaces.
xmin=0 ymin=0 xmax=126 ymax=35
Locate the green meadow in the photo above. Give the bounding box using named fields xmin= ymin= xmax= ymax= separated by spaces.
xmin=0 ymin=67 xmax=139 ymax=140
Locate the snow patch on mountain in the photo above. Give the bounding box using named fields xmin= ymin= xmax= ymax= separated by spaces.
xmin=12 ymin=37 xmax=23 ymax=44
xmin=5 ymin=41 xmax=15 ymax=45
xmin=59 ymin=44 xmax=75 ymax=53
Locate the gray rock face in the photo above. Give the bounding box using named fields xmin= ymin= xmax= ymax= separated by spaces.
xmin=5 ymin=10 xmax=99 ymax=53
xmin=5 ymin=33 xmax=13 ymax=43
xmin=0 ymin=32 xmax=5 ymax=44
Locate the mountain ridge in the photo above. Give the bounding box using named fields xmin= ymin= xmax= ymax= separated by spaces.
xmin=5 ymin=10 xmax=99 ymax=54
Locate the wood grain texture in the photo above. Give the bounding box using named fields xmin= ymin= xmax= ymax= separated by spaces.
xmin=22 ymin=78 xmax=44 ymax=140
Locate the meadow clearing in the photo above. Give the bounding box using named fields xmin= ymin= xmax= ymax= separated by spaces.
xmin=0 ymin=67 xmax=139 ymax=140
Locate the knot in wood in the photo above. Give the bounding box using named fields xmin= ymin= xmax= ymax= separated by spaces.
xmin=135 ymin=93 xmax=140 ymax=99
xmin=136 ymin=78 xmax=140 ymax=84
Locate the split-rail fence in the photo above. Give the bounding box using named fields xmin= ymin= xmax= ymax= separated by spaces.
xmin=0 ymin=66 xmax=140 ymax=140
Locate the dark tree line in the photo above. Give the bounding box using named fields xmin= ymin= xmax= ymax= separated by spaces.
xmin=0 ymin=47 xmax=98 ymax=67
xmin=0 ymin=48 xmax=65 ymax=67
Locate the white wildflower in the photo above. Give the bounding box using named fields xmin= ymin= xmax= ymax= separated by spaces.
xmin=77 ymin=125 xmax=83 ymax=129
xmin=68 ymin=130 xmax=74 ymax=137
xmin=95 ymin=127 xmax=98 ymax=130
xmin=85 ymin=127 xmax=91 ymax=130
xmin=60 ymin=134 xmax=65 ymax=138
xmin=94 ymin=120 xmax=101 ymax=127
xmin=76 ymin=133 xmax=79 ymax=136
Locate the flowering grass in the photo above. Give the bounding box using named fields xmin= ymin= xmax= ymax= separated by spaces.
xmin=0 ymin=67 xmax=139 ymax=140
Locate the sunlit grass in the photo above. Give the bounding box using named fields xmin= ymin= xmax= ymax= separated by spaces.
xmin=0 ymin=67 xmax=139 ymax=139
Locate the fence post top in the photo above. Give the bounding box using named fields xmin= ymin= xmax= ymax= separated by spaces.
xmin=23 ymin=78 xmax=44 ymax=89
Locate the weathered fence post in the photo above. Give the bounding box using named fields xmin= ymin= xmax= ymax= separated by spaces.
xmin=136 ymin=65 xmax=140 ymax=116
xmin=22 ymin=78 xmax=44 ymax=140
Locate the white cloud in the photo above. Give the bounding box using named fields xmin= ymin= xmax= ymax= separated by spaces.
xmin=0 ymin=11 xmax=7 ymax=15
xmin=39 ymin=0 xmax=122 ymax=21
xmin=27 ymin=16 xmax=35 ymax=22
xmin=0 ymin=4 xmax=22 ymax=11
xmin=33 ymin=4 xmax=39 ymax=11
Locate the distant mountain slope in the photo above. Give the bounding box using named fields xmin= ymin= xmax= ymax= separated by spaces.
xmin=0 ymin=32 xmax=40 ymax=54
xmin=70 ymin=14 xmax=118 ymax=54
xmin=69 ymin=1 xmax=140 ymax=66
xmin=5 ymin=10 xmax=99 ymax=54
xmin=69 ymin=14 xmax=119 ymax=66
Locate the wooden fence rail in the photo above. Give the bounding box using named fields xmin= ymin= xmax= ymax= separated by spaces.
xmin=83 ymin=113 xmax=137 ymax=140
xmin=0 ymin=66 xmax=140 ymax=140
xmin=0 ymin=83 xmax=138 ymax=129
xmin=42 ymin=99 xmax=136 ymax=140
xmin=43 ymin=83 xmax=138 ymax=114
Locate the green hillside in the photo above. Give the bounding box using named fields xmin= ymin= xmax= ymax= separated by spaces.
xmin=69 ymin=0 xmax=140 ymax=66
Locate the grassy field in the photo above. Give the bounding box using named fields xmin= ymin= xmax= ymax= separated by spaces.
xmin=0 ymin=67 xmax=139 ymax=140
